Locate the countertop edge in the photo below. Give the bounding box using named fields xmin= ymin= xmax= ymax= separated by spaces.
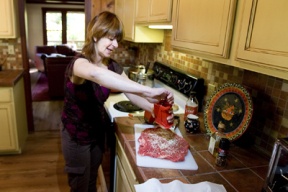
xmin=0 ymin=70 xmax=24 ymax=87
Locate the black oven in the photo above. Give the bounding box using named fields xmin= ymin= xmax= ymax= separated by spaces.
xmin=263 ymin=138 xmax=288 ymax=192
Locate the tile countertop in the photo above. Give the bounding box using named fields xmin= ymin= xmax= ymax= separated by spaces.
xmin=114 ymin=114 xmax=270 ymax=192
xmin=0 ymin=70 xmax=24 ymax=86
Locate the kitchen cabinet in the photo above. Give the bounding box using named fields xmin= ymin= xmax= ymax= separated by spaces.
xmin=0 ymin=77 xmax=28 ymax=154
xmin=171 ymin=0 xmax=288 ymax=80
xmin=114 ymin=0 xmax=164 ymax=42
xmin=236 ymin=0 xmax=288 ymax=72
xmin=86 ymin=0 xmax=114 ymax=20
xmin=0 ymin=0 xmax=17 ymax=38
xmin=171 ymin=0 xmax=237 ymax=58
xmin=135 ymin=0 xmax=173 ymax=23
xmin=114 ymin=135 xmax=138 ymax=192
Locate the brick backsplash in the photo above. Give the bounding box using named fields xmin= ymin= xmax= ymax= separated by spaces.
xmin=0 ymin=38 xmax=23 ymax=70
xmin=113 ymin=30 xmax=288 ymax=157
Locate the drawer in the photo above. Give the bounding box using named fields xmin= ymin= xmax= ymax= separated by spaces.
xmin=115 ymin=135 xmax=138 ymax=186
xmin=0 ymin=88 xmax=12 ymax=102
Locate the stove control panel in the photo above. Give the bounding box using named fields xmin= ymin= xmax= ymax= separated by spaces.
xmin=153 ymin=62 xmax=205 ymax=111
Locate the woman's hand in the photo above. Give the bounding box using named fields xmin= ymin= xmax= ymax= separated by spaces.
xmin=167 ymin=109 xmax=174 ymax=124
xmin=145 ymin=88 xmax=174 ymax=104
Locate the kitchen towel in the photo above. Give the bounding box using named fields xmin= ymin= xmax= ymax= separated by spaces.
xmin=134 ymin=178 xmax=227 ymax=192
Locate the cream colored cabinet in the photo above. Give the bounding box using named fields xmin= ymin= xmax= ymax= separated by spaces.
xmin=115 ymin=0 xmax=164 ymax=42
xmin=115 ymin=157 xmax=134 ymax=192
xmin=236 ymin=0 xmax=288 ymax=72
xmin=0 ymin=78 xmax=28 ymax=154
xmin=114 ymin=135 xmax=138 ymax=192
xmin=135 ymin=0 xmax=173 ymax=23
xmin=134 ymin=0 xmax=149 ymax=22
xmin=171 ymin=0 xmax=237 ymax=58
xmin=0 ymin=0 xmax=17 ymax=38
xmin=115 ymin=0 xmax=135 ymax=41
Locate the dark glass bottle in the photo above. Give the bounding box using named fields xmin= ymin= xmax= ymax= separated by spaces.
xmin=215 ymin=138 xmax=230 ymax=167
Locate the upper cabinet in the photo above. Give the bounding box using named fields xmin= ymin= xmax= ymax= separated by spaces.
xmin=171 ymin=0 xmax=237 ymax=58
xmin=236 ymin=0 xmax=288 ymax=72
xmin=115 ymin=0 xmax=135 ymax=41
xmin=0 ymin=0 xmax=17 ymax=38
xmin=135 ymin=0 xmax=173 ymax=23
xmin=115 ymin=0 xmax=164 ymax=43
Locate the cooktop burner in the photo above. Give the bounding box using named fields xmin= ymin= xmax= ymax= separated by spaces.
xmin=113 ymin=101 xmax=143 ymax=113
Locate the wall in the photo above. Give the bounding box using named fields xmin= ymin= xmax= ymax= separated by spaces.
xmin=26 ymin=3 xmax=84 ymax=61
xmin=0 ymin=39 xmax=22 ymax=70
xmin=113 ymin=30 xmax=288 ymax=157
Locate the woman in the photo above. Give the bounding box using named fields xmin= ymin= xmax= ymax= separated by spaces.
xmin=60 ymin=11 xmax=174 ymax=192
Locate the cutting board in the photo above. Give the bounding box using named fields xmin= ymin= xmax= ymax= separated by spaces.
xmin=134 ymin=124 xmax=198 ymax=170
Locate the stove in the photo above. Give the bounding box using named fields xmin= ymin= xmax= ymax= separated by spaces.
xmin=104 ymin=61 xmax=205 ymax=122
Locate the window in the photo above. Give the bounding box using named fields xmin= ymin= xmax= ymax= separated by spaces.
xmin=42 ymin=8 xmax=85 ymax=50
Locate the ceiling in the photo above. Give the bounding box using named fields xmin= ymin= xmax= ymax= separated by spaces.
xmin=26 ymin=0 xmax=84 ymax=5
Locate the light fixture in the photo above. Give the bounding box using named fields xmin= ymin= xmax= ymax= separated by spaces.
xmin=148 ymin=25 xmax=173 ymax=29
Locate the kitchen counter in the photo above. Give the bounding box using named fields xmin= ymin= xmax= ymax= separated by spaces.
xmin=0 ymin=70 xmax=24 ymax=86
xmin=114 ymin=114 xmax=270 ymax=192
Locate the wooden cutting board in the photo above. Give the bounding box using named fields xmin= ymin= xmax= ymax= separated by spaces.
xmin=134 ymin=124 xmax=198 ymax=170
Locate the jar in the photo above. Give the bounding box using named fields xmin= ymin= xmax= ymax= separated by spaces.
xmin=184 ymin=114 xmax=200 ymax=133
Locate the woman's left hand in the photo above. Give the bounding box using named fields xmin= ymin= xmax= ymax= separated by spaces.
xmin=146 ymin=88 xmax=174 ymax=104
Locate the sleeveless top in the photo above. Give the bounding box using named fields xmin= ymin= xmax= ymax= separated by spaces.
xmin=61 ymin=54 xmax=123 ymax=148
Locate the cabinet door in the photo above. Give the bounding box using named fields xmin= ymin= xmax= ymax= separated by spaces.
xmin=123 ymin=0 xmax=135 ymax=41
xmin=135 ymin=0 xmax=149 ymax=22
xmin=0 ymin=103 xmax=17 ymax=151
xmin=172 ymin=0 xmax=237 ymax=58
xmin=0 ymin=0 xmax=16 ymax=38
xmin=115 ymin=0 xmax=135 ymax=41
xmin=236 ymin=0 xmax=288 ymax=71
xmin=149 ymin=0 xmax=173 ymax=22
xmin=115 ymin=156 xmax=134 ymax=192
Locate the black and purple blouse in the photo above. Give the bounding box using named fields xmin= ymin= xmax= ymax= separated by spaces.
xmin=61 ymin=55 xmax=123 ymax=147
